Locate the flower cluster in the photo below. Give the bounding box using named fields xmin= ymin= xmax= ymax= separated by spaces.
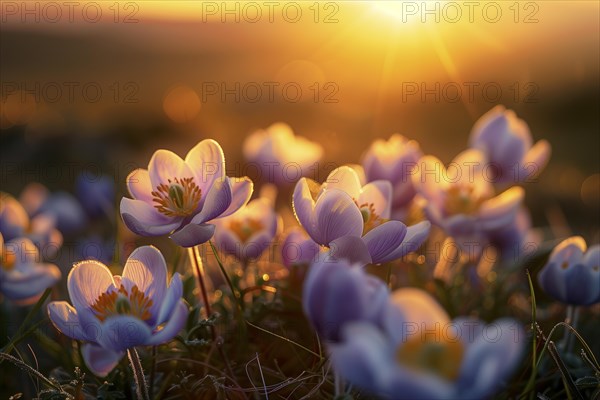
xmin=2 ymin=108 xmax=597 ymax=399
xmin=303 ymin=252 xmax=525 ymax=399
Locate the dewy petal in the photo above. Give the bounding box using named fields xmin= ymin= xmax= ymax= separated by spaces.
xmin=97 ymin=315 xmax=152 ymax=351
xmin=170 ymin=223 xmax=216 ymax=247
xmin=68 ymin=260 xmax=115 ymax=312
xmin=156 ymin=273 xmax=184 ymax=325
xmin=148 ymin=149 xmax=195 ymax=189
xmin=359 ymin=180 xmax=392 ymax=219
xmin=47 ymin=301 xmax=87 ymax=341
xmin=147 ymin=300 xmax=189 ymax=345
xmin=120 ymin=197 xmax=182 ymax=236
xmin=220 ymin=177 xmax=253 ymax=218
xmin=328 ymin=235 xmax=372 ymax=265
xmin=185 ymin=139 xmax=226 ymax=201
xmin=123 ymin=246 xmax=167 ymax=322
xmin=81 ymin=343 xmax=124 ymax=377
xmin=323 ymin=166 xmax=362 ymax=199
xmin=126 ymin=168 xmax=153 ymax=202
xmin=362 ymin=221 xmax=407 ymax=264
xmin=191 ymin=177 xmax=232 ymax=224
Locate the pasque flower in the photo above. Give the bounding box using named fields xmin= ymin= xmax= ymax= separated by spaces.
xmin=362 ymin=134 xmax=422 ymax=219
xmin=19 ymin=183 xmax=88 ymax=234
xmin=489 ymin=208 xmax=540 ymax=262
xmin=120 ymin=139 xmax=253 ymax=247
xmin=469 ymin=106 xmax=551 ymax=184
xmin=0 ymin=192 xmax=63 ymax=253
xmin=303 ymin=253 xmax=389 ymax=342
xmin=0 ymin=234 xmax=61 ymax=304
xmin=47 ymin=246 xmax=188 ymax=377
xmin=329 ymin=288 xmax=524 ymax=399
xmin=412 ymin=149 xmax=524 ymax=256
xmin=243 ymin=123 xmax=323 ymax=185
xmin=76 ymin=173 xmax=115 ymax=218
xmin=538 ymin=236 xmax=600 ymax=305
xmin=213 ymin=198 xmax=281 ymax=262
xmin=293 ymin=166 xmax=430 ymax=264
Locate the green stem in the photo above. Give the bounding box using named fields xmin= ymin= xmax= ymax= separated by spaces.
xmin=188 ymin=244 xmax=237 ymax=384
xmin=188 ymin=246 xmax=213 ymax=320
xmin=127 ymin=348 xmax=150 ymax=400
xmin=208 ymin=240 xmax=244 ymax=313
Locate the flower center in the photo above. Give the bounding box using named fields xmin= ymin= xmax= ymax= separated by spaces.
xmin=396 ymin=326 xmax=464 ymax=381
xmin=91 ymin=285 xmax=153 ymax=322
xmin=152 ymin=177 xmax=201 ymax=217
xmin=445 ymin=185 xmax=485 ymax=216
xmin=0 ymin=251 xmax=16 ymax=271
xmin=356 ymin=201 xmax=386 ymax=235
xmin=229 ymin=218 xmax=264 ymax=243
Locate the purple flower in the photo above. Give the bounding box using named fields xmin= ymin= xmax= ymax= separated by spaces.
xmin=362 ymin=134 xmax=423 ymax=219
xmin=303 ymin=253 xmax=389 ymax=342
xmin=243 ymin=123 xmax=323 ymax=186
xmin=489 ymin=208 xmax=540 ymax=262
xmin=47 ymin=246 xmax=188 ymax=377
xmin=329 ymin=288 xmax=525 ymax=399
xmin=412 ymin=150 xmax=524 ymax=256
xmin=120 ymin=139 xmax=253 ymax=247
xmin=293 ymin=166 xmax=430 ymax=264
xmin=213 ymin=198 xmax=281 ymax=262
xmin=538 ymin=236 xmax=600 ymax=306
xmin=76 ymin=173 xmax=115 ymax=218
xmin=19 ymin=183 xmax=88 ymax=234
xmin=37 ymin=191 xmax=88 ymax=234
xmin=0 ymin=234 xmax=61 ymax=304
xmin=0 ymin=192 xmax=63 ymax=254
xmin=469 ymin=106 xmax=551 ymax=184
xmin=280 ymin=227 xmax=320 ymax=268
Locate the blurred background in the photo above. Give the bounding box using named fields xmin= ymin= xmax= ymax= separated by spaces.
xmin=1 ymin=0 xmax=599 ymax=236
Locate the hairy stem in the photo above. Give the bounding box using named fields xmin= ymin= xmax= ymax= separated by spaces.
xmin=127 ymin=348 xmax=150 ymax=400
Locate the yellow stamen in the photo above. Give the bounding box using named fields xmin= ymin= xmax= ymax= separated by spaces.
xmin=151 ymin=177 xmax=201 ymax=217
xmin=355 ymin=201 xmax=386 ymax=235
xmin=445 ymin=185 xmax=485 ymax=216
xmin=91 ymin=285 xmax=153 ymax=322
xmin=396 ymin=326 xmax=464 ymax=381
xmin=229 ymin=218 xmax=264 ymax=243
